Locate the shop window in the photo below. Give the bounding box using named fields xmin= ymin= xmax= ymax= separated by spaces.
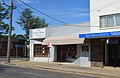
xmin=66 ymin=45 xmax=77 ymax=58
xmin=100 ymin=16 xmax=107 ymax=28
xmin=34 ymin=44 xmax=48 ymax=57
xmin=57 ymin=45 xmax=77 ymax=61
xmin=82 ymin=45 xmax=89 ymax=52
xmin=100 ymin=13 xmax=120 ymax=28
xmin=107 ymin=15 xmax=114 ymax=27
xmin=115 ymin=14 xmax=120 ymax=26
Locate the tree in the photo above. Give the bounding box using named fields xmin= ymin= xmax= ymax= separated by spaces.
xmin=16 ymin=8 xmax=48 ymax=39
xmin=0 ymin=3 xmax=9 ymax=35
xmin=12 ymin=33 xmax=25 ymax=39
xmin=0 ymin=3 xmax=14 ymax=36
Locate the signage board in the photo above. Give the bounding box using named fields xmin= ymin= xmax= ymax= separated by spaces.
xmin=16 ymin=44 xmax=24 ymax=48
xmin=79 ymin=31 xmax=120 ymax=38
xmin=31 ymin=28 xmax=46 ymax=39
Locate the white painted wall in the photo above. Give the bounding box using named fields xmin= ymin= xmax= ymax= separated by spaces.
xmin=30 ymin=57 xmax=48 ymax=62
xmin=49 ymin=45 xmax=57 ymax=62
xmin=90 ymin=0 xmax=120 ymax=32
xmin=29 ymin=40 xmax=50 ymax=62
xmin=73 ymin=44 xmax=91 ymax=67
xmin=29 ymin=41 xmax=91 ymax=67
xmin=46 ymin=23 xmax=90 ymax=37
xmin=30 ymin=40 xmax=57 ymax=62
xmin=30 ymin=40 xmax=42 ymax=60
xmin=30 ymin=44 xmax=34 ymax=58
xmin=29 ymin=23 xmax=91 ymax=64
xmin=80 ymin=44 xmax=90 ymax=67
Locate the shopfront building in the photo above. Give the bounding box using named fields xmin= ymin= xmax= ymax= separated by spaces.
xmin=79 ymin=31 xmax=120 ymax=67
xmin=76 ymin=0 xmax=120 ymax=67
xmin=29 ymin=23 xmax=91 ymax=67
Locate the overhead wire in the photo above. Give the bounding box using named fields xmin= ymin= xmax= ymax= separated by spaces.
xmin=14 ymin=0 xmax=21 ymax=14
xmin=14 ymin=0 xmax=102 ymax=28
xmin=17 ymin=0 xmax=120 ymax=21
xmin=3 ymin=0 xmax=120 ymax=28
xmin=18 ymin=0 xmax=67 ymax=25
xmin=3 ymin=0 xmax=120 ymax=16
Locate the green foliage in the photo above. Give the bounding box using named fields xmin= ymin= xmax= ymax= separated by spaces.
xmin=12 ymin=33 xmax=25 ymax=39
xmin=0 ymin=3 xmax=14 ymax=35
xmin=0 ymin=3 xmax=9 ymax=35
xmin=16 ymin=8 xmax=48 ymax=39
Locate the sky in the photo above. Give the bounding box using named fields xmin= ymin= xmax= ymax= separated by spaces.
xmin=1 ymin=0 xmax=90 ymax=34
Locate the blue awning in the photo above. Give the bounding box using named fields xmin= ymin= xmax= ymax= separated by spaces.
xmin=79 ymin=31 xmax=120 ymax=38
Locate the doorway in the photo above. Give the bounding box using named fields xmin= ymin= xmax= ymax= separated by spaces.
xmin=57 ymin=45 xmax=77 ymax=62
xmin=107 ymin=44 xmax=120 ymax=67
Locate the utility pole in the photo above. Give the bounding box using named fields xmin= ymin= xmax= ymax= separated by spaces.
xmin=7 ymin=0 xmax=14 ymax=63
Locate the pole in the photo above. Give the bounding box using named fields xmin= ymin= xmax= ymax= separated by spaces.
xmin=16 ymin=45 xmax=18 ymax=59
xmin=7 ymin=0 xmax=13 ymax=63
xmin=48 ymin=48 xmax=50 ymax=63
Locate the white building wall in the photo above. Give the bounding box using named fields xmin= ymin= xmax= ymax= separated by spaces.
xmin=49 ymin=45 xmax=57 ymax=62
xmin=90 ymin=0 xmax=120 ymax=32
xmin=31 ymin=57 xmax=48 ymax=62
xmin=29 ymin=23 xmax=91 ymax=65
xmin=73 ymin=44 xmax=91 ymax=67
xmin=30 ymin=40 xmax=48 ymax=62
xmin=30 ymin=44 xmax=34 ymax=61
xmin=46 ymin=23 xmax=90 ymax=37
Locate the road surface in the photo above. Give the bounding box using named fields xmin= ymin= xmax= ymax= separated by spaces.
xmin=0 ymin=64 xmax=98 ymax=78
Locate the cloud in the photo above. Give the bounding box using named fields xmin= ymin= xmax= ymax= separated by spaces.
xmin=34 ymin=8 xmax=90 ymax=17
xmin=15 ymin=0 xmax=89 ymax=17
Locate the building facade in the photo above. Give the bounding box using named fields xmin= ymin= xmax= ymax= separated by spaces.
xmin=0 ymin=38 xmax=25 ymax=57
xmin=29 ymin=23 xmax=91 ymax=67
xmin=29 ymin=0 xmax=120 ymax=67
xmin=79 ymin=0 xmax=120 ymax=67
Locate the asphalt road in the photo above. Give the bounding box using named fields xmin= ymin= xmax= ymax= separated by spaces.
xmin=0 ymin=65 xmax=98 ymax=78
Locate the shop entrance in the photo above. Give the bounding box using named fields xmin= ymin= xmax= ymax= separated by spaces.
xmin=57 ymin=45 xmax=77 ymax=62
xmin=107 ymin=44 xmax=120 ymax=67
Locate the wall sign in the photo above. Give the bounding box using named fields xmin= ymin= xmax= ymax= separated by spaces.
xmin=82 ymin=46 xmax=89 ymax=52
xmin=16 ymin=44 xmax=24 ymax=48
xmin=79 ymin=31 xmax=120 ymax=38
xmin=31 ymin=28 xmax=46 ymax=39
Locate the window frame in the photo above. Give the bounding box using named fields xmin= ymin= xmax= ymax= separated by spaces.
xmin=34 ymin=44 xmax=48 ymax=57
xmin=100 ymin=13 xmax=120 ymax=28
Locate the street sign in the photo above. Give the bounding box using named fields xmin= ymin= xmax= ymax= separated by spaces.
xmin=16 ymin=44 xmax=24 ymax=48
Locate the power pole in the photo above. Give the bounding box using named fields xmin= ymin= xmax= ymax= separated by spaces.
xmin=7 ymin=0 xmax=14 ymax=63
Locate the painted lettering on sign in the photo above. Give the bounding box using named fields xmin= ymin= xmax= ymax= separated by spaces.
xmin=79 ymin=31 xmax=120 ymax=38
xmin=31 ymin=28 xmax=46 ymax=39
xmin=33 ymin=30 xmax=45 ymax=34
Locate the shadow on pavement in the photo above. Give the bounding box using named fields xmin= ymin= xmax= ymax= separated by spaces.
xmin=0 ymin=65 xmax=10 ymax=73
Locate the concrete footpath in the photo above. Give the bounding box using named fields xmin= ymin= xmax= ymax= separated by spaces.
xmin=1 ymin=60 xmax=120 ymax=78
